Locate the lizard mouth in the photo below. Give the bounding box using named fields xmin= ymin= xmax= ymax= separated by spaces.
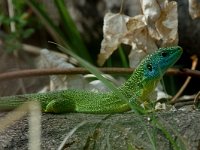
xmin=144 ymin=46 xmax=183 ymax=79
xmin=167 ymin=46 xmax=183 ymax=66
xmin=158 ymin=46 xmax=183 ymax=71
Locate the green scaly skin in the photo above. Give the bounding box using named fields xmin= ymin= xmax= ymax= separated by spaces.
xmin=0 ymin=46 xmax=182 ymax=113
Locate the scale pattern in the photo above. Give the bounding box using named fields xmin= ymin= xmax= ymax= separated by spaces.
xmin=0 ymin=46 xmax=183 ymax=113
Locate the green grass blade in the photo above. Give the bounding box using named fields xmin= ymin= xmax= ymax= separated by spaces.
xmin=26 ymin=0 xmax=92 ymax=63
xmin=50 ymin=42 xmax=159 ymax=150
xmin=50 ymin=42 xmax=124 ymax=97
xmin=49 ymin=42 xmax=145 ymax=114
xmin=54 ymin=0 xmax=92 ymax=63
xmin=118 ymin=45 xmax=129 ymax=67
xmin=26 ymin=0 xmax=67 ymax=46
xmin=157 ymin=116 xmax=188 ymax=150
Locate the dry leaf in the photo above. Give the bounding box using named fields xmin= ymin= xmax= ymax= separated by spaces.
xmin=122 ymin=15 xmax=147 ymax=45
xmin=128 ymin=35 xmax=157 ymax=67
xmin=155 ymin=1 xmax=178 ymax=46
xmin=141 ymin=0 xmax=161 ymax=22
xmin=129 ymin=46 xmax=147 ymax=68
xmin=98 ymin=0 xmax=178 ymax=67
xmin=97 ymin=12 xmax=129 ymax=66
xmin=188 ymin=0 xmax=200 ymax=19
xmin=124 ymin=15 xmax=158 ymax=67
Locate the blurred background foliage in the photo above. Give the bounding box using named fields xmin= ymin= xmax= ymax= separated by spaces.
xmin=0 ymin=0 xmax=92 ymax=61
xmin=0 ymin=0 xmax=35 ymax=52
xmin=0 ymin=0 xmax=130 ymax=66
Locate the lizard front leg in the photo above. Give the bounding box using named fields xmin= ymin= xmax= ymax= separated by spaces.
xmin=45 ymin=98 xmax=76 ymax=113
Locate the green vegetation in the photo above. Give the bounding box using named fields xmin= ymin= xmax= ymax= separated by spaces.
xmin=0 ymin=0 xmax=34 ymax=52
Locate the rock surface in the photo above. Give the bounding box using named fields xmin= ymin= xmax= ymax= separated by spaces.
xmin=0 ymin=110 xmax=200 ymax=150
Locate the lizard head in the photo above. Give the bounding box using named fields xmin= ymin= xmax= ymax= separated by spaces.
xmin=140 ymin=46 xmax=183 ymax=81
xmin=119 ymin=46 xmax=182 ymax=102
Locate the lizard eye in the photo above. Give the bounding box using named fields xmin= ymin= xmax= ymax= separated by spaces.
xmin=161 ymin=51 xmax=168 ymax=57
xmin=147 ymin=64 xmax=153 ymax=71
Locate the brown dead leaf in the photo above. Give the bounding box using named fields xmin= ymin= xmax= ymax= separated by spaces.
xmin=155 ymin=1 xmax=178 ymax=46
xmin=128 ymin=44 xmax=146 ymax=67
xmin=98 ymin=0 xmax=178 ymax=67
xmin=141 ymin=0 xmax=161 ymax=22
xmin=189 ymin=0 xmax=200 ymax=19
xmin=122 ymin=15 xmax=147 ymax=45
xmin=97 ymin=13 xmax=129 ymax=66
xmin=128 ymin=30 xmax=157 ymax=67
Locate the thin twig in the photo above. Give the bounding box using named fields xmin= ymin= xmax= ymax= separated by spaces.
xmin=194 ymin=91 xmax=200 ymax=108
xmin=22 ymin=44 xmax=68 ymax=59
xmin=169 ymin=94 xmax=196 ymax=108
xmin=0 ymin=68 xmax=133 ymax=81
xmin=119 ymin=0 xmax=125 ymax=14
xmin=170 ymin=55 xmax=198 ymax=104
xmin=0 ymin=67 xmax=200 ymax=82
xmin=174 ymin=101 xmax=194 ymax=108
xmin=167 ymin=68 xmax=200 ymax=78
xmin=16 ymin=59 xmax=27 ymax=94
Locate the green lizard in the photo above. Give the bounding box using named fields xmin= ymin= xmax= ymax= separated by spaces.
xmin=0 ymin=46 xmax=182 ymax=113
